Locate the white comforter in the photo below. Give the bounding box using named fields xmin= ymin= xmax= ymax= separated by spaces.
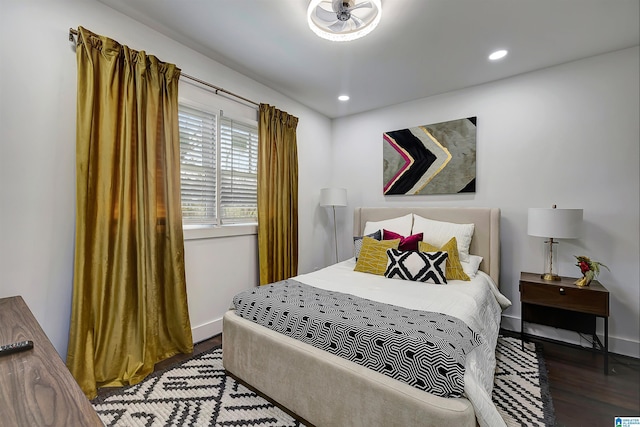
xmin=295 ymin=258 xmax=512 ymax=427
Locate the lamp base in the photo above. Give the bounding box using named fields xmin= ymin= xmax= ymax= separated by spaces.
xmin=541 ymin=273 xmax=561 ymax=281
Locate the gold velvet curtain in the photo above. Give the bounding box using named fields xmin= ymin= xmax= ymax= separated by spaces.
xmin=257 ymin=104 xmax=299 ymax=285
xmin=67 ymin=27 xmax=193 ymax=398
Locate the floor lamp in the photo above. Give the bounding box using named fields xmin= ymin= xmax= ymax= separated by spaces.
xmin=320 ymin=188 xmax=347 ymax=263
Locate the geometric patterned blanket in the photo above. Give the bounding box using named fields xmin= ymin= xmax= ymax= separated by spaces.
xmin=232 ymin=280 xmax=482 ymax=398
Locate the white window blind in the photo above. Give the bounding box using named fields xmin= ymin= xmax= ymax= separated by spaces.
xmin=178 ymin=104 xmax=217 ymax=225
xmin=220 ymin=117 xmax=259 ymax=224
xmin=178 ymin=102 xmax=258 ymax=227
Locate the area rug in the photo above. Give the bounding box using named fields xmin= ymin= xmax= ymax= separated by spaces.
xmin=92 ymin=336 xmax=555 ymax=426
xmin=494 ymin=337 xmax=555 ymax=426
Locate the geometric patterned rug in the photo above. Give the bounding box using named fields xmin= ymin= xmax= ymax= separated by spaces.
xmin=92 ymin=336 xmax=555 ymax=427
xmin=92 ymin=347 xmax=303 ymax=426
xmin=493 ymin=337 xmax=556 ymax=427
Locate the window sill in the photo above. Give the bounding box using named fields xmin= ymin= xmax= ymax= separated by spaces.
xmin=183 ymin=224 xmax=258 ymax=240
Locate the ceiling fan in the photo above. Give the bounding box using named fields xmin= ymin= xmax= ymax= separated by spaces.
xmin=307 ymin=0 xmax=382 ymax=42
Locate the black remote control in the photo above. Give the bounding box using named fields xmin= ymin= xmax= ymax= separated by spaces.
xmin=0 ymin=340 xmax=34 ymax=357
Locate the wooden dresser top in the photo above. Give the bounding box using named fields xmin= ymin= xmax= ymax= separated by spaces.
xmin=0 ymin=295 xmax=103 ymax=427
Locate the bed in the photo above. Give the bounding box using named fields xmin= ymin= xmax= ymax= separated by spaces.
xmin=223 ymin=207 xmax=510 ymax=427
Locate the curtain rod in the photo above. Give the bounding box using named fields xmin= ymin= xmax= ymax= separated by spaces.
xmin=68 ymin=28 xmax=260 ymax=108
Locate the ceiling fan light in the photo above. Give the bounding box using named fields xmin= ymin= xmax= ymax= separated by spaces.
xmin=307 ymin=0 xmax=382 ymax=42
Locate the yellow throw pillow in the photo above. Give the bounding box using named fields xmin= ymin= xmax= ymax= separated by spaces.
xmin=354 ymin=237 xmax=400 ymax=276
xmin=419 ymin=237 xmax=470 ymax=281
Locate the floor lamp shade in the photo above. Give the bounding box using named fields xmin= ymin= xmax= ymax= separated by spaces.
xmin=320 ymin=188 xmax=347 ymax=207
xmin=528 ymin=207 xmax=583 ymax=280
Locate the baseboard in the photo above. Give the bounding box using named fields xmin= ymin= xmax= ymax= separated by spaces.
xmin=501 ymin=314 xmax=639 ymax=359
xmin=192 ymin=317 xmax=223 ymax=344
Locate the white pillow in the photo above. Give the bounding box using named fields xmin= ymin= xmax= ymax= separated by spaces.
xmin=461 ymin=255 xmax=483 ymax=278
xmin=363 ymin=213 xmax=413 ymax=237
xmin=412 ymin=214 xmax=475 ymax=262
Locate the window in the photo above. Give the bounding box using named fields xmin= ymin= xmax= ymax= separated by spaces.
xmin=178 ymin=103 xmax=258 ymax=227
xmin=219 ymin=118 xmax=259 ymax=223
xmin=179 ymin=104 xmax=217 ymax=225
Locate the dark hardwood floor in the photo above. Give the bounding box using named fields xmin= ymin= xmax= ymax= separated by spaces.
xmin=525 ymin=334 xmax=640 ymax=427
xmin=501 ymin=329 xmax=640 ymax=426
xmin=97 ymin=332 xmax=639 ymax=426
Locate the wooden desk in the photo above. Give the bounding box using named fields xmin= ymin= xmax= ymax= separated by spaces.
xmin=0 ymin=296 xmax=103 ymax=426
xmin=519 ymin=272 xmax=610 ymax=375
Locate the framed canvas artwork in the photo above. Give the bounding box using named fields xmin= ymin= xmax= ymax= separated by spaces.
xmin=383 ymin=117 xmax=476 ymax=195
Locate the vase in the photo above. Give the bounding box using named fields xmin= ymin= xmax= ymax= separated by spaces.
xmin=575 ymin=270 xmax=594 ymax=287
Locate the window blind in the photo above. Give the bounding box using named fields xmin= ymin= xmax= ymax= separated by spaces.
xmin=220 ymin=117 xmax=258 ymax=224
xmin=178 ymin=104 xmax=217 ymax=225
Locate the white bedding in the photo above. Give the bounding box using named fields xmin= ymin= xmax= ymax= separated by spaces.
xmin=295 ymin=258 xmax=512 ymax=427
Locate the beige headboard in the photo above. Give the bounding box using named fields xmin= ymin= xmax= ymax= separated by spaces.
xmin=353 ymin=207 xmax=501 ymax=286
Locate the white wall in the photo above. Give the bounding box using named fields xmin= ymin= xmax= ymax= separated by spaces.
xmin=0 ymin=0 xmax=333 ymax=357
xmin=331 ymin=47 xmax=640 ymax=357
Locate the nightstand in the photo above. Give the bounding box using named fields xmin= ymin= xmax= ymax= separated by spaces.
xmin=519 ymin=271 xmax=610 ymax=375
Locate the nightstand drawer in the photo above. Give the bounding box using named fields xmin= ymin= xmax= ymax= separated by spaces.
xmin=520 ymin=282 xmax=608 ymax=316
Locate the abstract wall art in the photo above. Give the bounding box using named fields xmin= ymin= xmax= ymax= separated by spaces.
xmin=383 ymin=117 xmax=477 ymax=195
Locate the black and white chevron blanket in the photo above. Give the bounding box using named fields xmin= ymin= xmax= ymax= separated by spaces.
xmin=232 ymin=280 xmax=482 ymax=398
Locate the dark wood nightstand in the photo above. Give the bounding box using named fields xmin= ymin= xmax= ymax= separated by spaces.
xmin=519 ymin=271 xmax=610 ymax=375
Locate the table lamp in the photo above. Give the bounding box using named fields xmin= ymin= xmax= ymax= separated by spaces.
xmin=320 ymin=188 xmax=347 ymax=263
xmin=528 ymin=204 xmax=583 ymax=281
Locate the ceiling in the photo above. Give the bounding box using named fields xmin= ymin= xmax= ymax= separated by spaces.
xmin=97 ymin=0 xmax=639 ymax=119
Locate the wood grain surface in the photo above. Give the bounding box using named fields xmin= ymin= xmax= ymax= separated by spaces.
xmin=520 ymin=271 xmax=609 ymax=316
xmin=0 ymin=296 xmax=103 ymax=427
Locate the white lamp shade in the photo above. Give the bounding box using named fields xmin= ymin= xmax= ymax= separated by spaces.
xmin=528 ymin=208 xmax=583 ymax=239
xmin=320 ymin=188 xmax=347 ymax=207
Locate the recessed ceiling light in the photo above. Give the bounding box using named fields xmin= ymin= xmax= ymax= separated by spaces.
xmin=338 ymin=95 xmax=350 ymax=101
xmin=489 ymin=49 xmax=508 ymax=61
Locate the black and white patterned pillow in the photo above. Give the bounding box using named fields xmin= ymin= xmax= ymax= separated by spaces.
xmin=384 ymin=249 xmax=448 ymax=284
xmin=353 ymin=230 xmax=382 ymax=260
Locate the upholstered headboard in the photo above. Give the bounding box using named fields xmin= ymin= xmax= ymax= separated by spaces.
xmin=353 ymin=207 xmax=501 ymax=286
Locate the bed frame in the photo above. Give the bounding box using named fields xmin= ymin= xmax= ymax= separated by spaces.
xmin=223 ymin=207 xmax=500 ymax=427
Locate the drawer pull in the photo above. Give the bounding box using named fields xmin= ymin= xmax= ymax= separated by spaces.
xmin=559 ymin=288 xmax=566 ymax=295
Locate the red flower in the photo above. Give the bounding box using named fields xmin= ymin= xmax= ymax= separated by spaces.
xmin=579 ymin=261 xmax=590 ymax=273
